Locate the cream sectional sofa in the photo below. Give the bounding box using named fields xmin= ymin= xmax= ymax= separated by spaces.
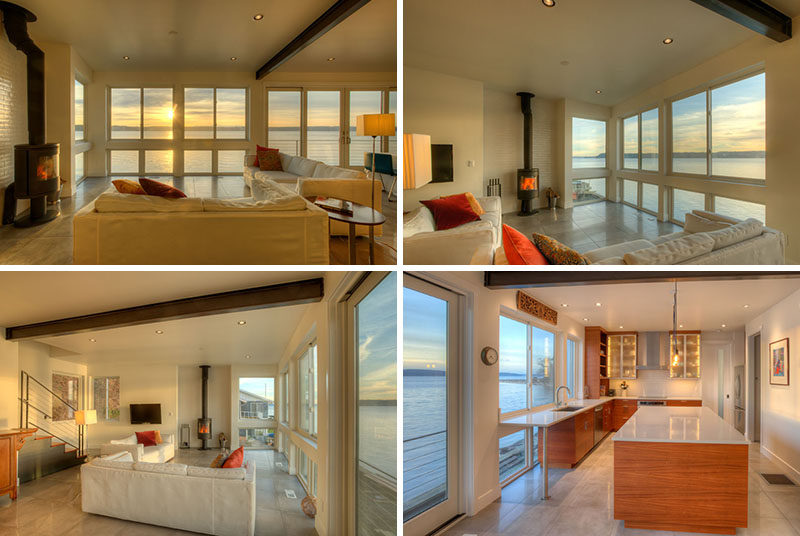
xmin=99 ymin=433 xmax=175 ymax=463
xmin=81 ymin=456 xmax=256 ymax=535
xmin=243 ymin=152 xmax=366 ymax=188
xmin=404 ymin=196 xmax=502 ymax=265
xmin=73 ymin=179 xmax=329 ymax=264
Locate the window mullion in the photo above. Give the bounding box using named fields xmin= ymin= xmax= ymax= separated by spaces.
xmin=706 ymin=89 xmax=712 ymax=178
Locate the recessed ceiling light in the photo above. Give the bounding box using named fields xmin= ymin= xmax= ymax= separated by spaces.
xmin=743 ymin=304 xmax=750 ymax=308
xmin=230 ymin=57 xmax=238 ymax=62
xmin=560 ymin=60 xmax=570 ymax=66
xmin=583 ymin=318 xmax=589 ymax=322
xmin=542 ymin=0 xmax=556 ymax=6
xmin=595 ymin=90 xmax=602 ymax=94
xmin=89 ymin=338 xmax=96 ymax=343
xmin=245 ymin=355 xmax=251 ymax=359
xmin=253 ymin=14 xmax=264 ymax=21
xmin=619 ymin=325 xmax=624 ymax=329
xmin=595 ymin=302 xmax=602 ymax=307
xmin=327 ymin=57 xmax=336 ymax=62
xmin=237 ymin=320 xmax=246 ymax=325
xmin=679 ymin=324 xmax=684 ymax=328
xmin=663 ymin=37 xmax=674 ymax=45
xmin=122 ymin=56 xmax=130 ymax=61
xmin=155 ymin=329 xmax=164 ymax=334
xmin=721 ymin=324 xmax=727 ymax=328
xmin=561 ymin=303 xmax=568 ymax=307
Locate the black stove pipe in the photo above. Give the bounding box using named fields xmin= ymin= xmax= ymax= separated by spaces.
xmin=200 ymin=365 xmax=209 ymax=420
xmin=0 ymin=2 xmax=45 ymax=145
xmin=516 ymin=92 xmax=535 ymax=170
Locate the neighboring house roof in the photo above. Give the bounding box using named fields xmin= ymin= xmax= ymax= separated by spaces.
xmin=239 ymin=390 xmax=272 ymax=403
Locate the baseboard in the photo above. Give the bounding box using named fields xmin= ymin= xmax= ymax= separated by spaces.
xmin=760 ymin=444 xmax=800 ymax=484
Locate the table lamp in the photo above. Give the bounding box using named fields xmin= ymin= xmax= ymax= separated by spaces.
xmin=75 ymin=409 xmax=96 ymax=457
xmin=356 ymin=113 xmax=395 ymax=217
xmin=403 ymin=133 xmax=432 ymax=190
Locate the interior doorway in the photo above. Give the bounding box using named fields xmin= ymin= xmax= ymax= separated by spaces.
xmin=748 ymin=332 xmax=761 ymax=443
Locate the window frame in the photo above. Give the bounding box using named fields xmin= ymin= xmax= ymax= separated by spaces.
xmin=667 ymin=68 xmax=765 ymax=185
xmin=571 ymin=116 xmax=608 ymax=171
xmin=499 ymin=428 xmax=532 ymax=487
xmin=669 ymin=186 xmax=709 ymax=225
xmin=295 ymin=341 xmax=318 ymax=441
xmin=621 ymin=106 xmax=660 ymax=173
xmin=183 ymin=86 xmax=250 ymax=141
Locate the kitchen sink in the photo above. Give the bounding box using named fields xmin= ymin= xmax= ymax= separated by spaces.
xmin=553 ymin=405 xmax=584 ymax=412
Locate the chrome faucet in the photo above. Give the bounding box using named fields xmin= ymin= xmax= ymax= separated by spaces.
xmin=555 ymin=385 xmax=572 ymax=408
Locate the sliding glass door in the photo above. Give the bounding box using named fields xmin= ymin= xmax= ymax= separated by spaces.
xmin=403 ymin=275 xmax=460 ymax=536
xmin=307 ymin=91 xmax=341 ymax=165
xmin=348 ymin=90 xmax=383 ymax=167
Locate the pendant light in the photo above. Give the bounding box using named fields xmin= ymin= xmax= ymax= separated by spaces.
xmin=671 ymin=281 xmax=680 ymax=367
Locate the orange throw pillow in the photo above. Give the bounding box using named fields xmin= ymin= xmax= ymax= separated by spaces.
xmin=112 ymin=179 xmax=146 ymax=195
xmin=153 ymin=430 xmax=163 ymax=445
xmin=210 ymin=453 xmax=225 ymax=468
xmin=502 ymin=224 xmax=549 ymax=265
xmin=139 ymin=178 xmax=187 ymax=199
xmin=441 ymin=192 xmax=484 ymax=216
xmin=257 ymin=148 xmax=282 ymax=171
xmin=222 ymin=447 xmax=244 ymax=468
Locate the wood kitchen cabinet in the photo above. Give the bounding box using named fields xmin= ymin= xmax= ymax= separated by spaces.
xmin=602 ymin=401 xmax=613 ymax=431
xmin=537 ymin=409 xmax=597 ymax=468
xmin=608 ymin=332 xmax=638 ymax=379
xmin=666 ymin=399 xmax=702 ymax=407
xmin=612 ymin=399 xmax=638 ymax=431
xmin=585 ymin=327 xmax=609 ymax=398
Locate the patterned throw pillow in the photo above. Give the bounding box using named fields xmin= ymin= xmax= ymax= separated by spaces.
xmin=210 ymin=453 xmax=226 ymax=468
xmin=531 ymin=233 xmax=590 ymax=265
xmin=139 ymin=178 xmax=187 ymax=199
xmin=112 ymin=179 xmax=146 ymax=195
xmin=257 ymin=148 xmax=282 ymax=171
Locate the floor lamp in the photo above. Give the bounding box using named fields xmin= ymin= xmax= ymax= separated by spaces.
xmin=74 ymin=409 xmax=96 ymax=457
xmin=356 ymin=113 xmax=396 ymax=216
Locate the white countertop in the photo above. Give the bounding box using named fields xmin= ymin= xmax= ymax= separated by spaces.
xmin=613 ymin=406 xmax=748 ymax=444
xmin=499 ymin=395 xmax=702 ymax=429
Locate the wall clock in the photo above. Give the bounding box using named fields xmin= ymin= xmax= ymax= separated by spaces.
xmin=481 ymin=346 xmax=498 ymax=366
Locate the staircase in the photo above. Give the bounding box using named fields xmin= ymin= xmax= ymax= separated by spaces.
xmin=18 ymin=370 xmax=87 ymax=482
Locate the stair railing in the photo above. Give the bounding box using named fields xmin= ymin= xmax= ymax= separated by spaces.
xmin=18 ymin=370 xmax=84 ymax=457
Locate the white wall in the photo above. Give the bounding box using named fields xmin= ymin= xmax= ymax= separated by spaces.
xmin=611 ymin=16 xmax=800 ymax=262
xmin=403 ymin=67 xmax=485 ymax=211
xmin=483 ymin=89 xmax=556 ymax=214
xmin=746 ymin=288 xmax=800 ymax=481
xmin=0 ymin=21 xmax=29 ymax=218
xmin=178 ymin=365 xmax=231 ymax=449
xmin=86 ymin=361 xmax=178 ymax=449
xmin=0 ymin=330 xmax=20 ymax=429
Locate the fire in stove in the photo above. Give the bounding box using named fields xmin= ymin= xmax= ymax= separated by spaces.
xmin=520 ymin=176 xmax=537 ymax=191
xmin=198 ymin=422 xmax=210 ymax=434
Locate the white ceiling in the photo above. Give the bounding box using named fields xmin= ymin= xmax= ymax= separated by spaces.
xmin=0 ymin=271 xmax=322 ymax=326
xmin=523 ymin=278 xmax=800 ymax=332
xmin=38 ymin=305 xmax=308 ymax=366
xmin=10 ymin=0 xmax=396 ymax=73
xmin=405 ymin=0 xmax=800 ymax=105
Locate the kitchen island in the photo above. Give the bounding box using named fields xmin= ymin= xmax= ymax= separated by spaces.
xmin=613 ymin=406 xmax=749 ymax=535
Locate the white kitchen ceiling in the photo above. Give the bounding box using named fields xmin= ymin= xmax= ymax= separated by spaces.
xmin=405 ymin=0 xmax=800 ymax=105
xmin=9 ymin=0 xmax=396 ymax=73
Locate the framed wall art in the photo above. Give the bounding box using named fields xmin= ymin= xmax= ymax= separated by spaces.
xmin=769 ymin=338 xmax=789 ymax=386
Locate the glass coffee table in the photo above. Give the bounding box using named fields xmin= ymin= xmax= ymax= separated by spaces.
xmin=312 ymin=199 xmax=385 ymax=265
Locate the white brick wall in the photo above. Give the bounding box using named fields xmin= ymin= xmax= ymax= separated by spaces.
xmin=0 ymin=22 xmax=28 ymax=189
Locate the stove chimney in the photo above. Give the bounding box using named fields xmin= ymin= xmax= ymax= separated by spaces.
xmin=516 ymin=91 xmax=539 ymax=216
xmin=197 ymin=365 xmax=212 ymax=450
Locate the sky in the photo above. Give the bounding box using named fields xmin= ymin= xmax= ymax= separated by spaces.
xmin=268 ymin=90 xmax=397 ymax=128
xmin=572 ymin=117 xmax=606 ymax=158
xmin=239 ymin=377 xmax=274 ymax=401
xmin=624 ymin=109 xmax=659 ymax=156
xmin=357 ymin=272 xmax=397 ymax=401
xmin=403 ymin=287 xmax=447 ymax=371
xmin=499 ymin=316 xmax=554 ymax=376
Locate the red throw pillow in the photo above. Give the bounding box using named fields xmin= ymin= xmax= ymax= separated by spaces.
xmin=135 ymin=431 xmax=157 ymax=447
xmin=257 ymin=147 xmax=282 ymax=171
xmin=502 ymin=224 xmax=549 ymax=265
xmin=420 ymin=193 xmax=480 ymax=231
xmin=222 ymin=446 xmax=244 ymax=468
xmin=253 ymin=145 xmax=271 ymax=168
xmin=139 ymin=178 xmax=187 ymax=199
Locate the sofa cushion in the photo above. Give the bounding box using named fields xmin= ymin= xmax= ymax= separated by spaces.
xmin=706 ymin=219 xmax=763 ymax=251
xmin=502 ymin=225 xmax=549 ymax=265
xmin=531 ymin=234 xmax=589 ymax=265
xmin=140 ymin=178 xmax=187 ymax=199
xmin=254 ymin=170 xmax=300 ymax=182
xmin=287 ymin=156 xmax=319 ymax=177
xmin=279 ymin=152 xmax=294 ymax=171
xmin=110 ymin=433 xmax=138 ymax=445
xmin=112 ymin=179 xmax=146 ymax=195
xmin=312 ymin=163 xmax=364 ymax=179
xmin=403 ymin=207 xmax=436 ymax=237
xmin=623 ymin=233 xmax=715 ymax=265
xmin=187 ymin=466 xmax=247 ymax=480
xmin=92 ymin=457 xmax=135 ymax=471
xmin=102 ymin=451 xmax=134 ymax=462
xmin=584 ymin=239 xmax=655 ymax=263
xmin=134 ymin=462 xmax=188 ymax=475
xmin=421 ymin=194 xmax=481 ymax=231
xmin=95 ymin=192 xmax=203 ymax=213
xmin=692 ymin=210 xmax=741 ymax=225
xmin=684 ymin=212 xmax=732 ymax=234
xmin=136 ymin=431 xmax=157 ymax=447
xmin=222 ymin=447 xmax=244 ymax=468
xmin=257 ymin=148 xmax=282 ymax=171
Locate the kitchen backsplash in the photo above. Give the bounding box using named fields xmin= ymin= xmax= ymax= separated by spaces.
xmin=608 ymin=369 xmax=701 ymax=398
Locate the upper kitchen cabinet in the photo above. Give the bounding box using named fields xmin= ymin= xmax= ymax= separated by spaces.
xmin=669 ymin=331 xmax=701 ymax=379
xmin=585 ymin=326 xmax=609 ymax=398
xmin=608 ymin=332 xmax=637 ymax=379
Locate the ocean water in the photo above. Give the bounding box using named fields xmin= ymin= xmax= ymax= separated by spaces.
xmin=578 ymin=156 xmax=765 ymax=180
xmin=360 ymin=404 xmax=397 ymax=478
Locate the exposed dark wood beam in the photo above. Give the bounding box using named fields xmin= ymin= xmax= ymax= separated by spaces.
xmin=484 ymin=271 xmax=800 ymax=289
xmin=689 ymin=0 xmax=792 ymax=42
xmin=5 ymin=278 xmax=324 ymax=341
xmin=256 ymin=0 xmax=371 ymax=79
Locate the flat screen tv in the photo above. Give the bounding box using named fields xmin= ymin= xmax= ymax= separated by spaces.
xmin=431 ymin=144 xmax=454 ymax=183
xmin=130 ymin=403 xmax=162 ymax=425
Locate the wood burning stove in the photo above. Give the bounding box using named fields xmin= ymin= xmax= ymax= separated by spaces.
xmin=198 ymin=365 xmax=212 ymax=449
xmin=0 ymin=2 xmax=61 ymax=227
xmin=516 ymin=92 xmax=539 ymax=216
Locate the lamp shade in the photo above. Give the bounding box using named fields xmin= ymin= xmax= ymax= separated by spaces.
xmin=356 ymin=113 xmax=395 ymax=137
xmin=403 ymin=133 xmax=432 ymax=190
xmin=75 ymin=409 xmax=97 ymax=425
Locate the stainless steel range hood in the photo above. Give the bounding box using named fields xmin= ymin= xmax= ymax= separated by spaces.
xmin=637 ymin=331 xmax=667 ymax=370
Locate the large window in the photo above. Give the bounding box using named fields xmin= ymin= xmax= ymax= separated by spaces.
xmin=268 ymin=90 xmax=302 ymax=156
xmin=572 ymin=178 xmax=606 ymax=205
xmin=74 ymin=80 xmax=85 ymax=141
xmin=93 ymin=376 xmax=120 ymax=421
xmin=52 ymin=373 xmax=81 ymax=422
xmin=499 ymin=315 xmax=556 ymax=416
xmin=499 ymin=430 xmax=529 ymax=484
xmin=623 ymin=108 xmax=659 ymax=172
xmin=672 ymin=188 xmax=706 ymax=224
xmin=110 ymin=87 xmax=174 ymax=139
xmin=184 ymin=87 xmax=246 ymax=139
xmin=623 ymin=179 xmax=638 ymax=206
xmin=307 ymin=91 xmax=340 ymax=165
xmin=572 ymin=117 xmax=606 ymax=169
xmin=642 ymin=182 xmax=659 ymax=214
xmin=239 ymin=427 xmax=275 ymax=449
xmin=280 ymin=372 xmax=289 ymax=423
xmin=623 ymin=116 xmax=638 ymax=170
xmin=713 ymin=196 xmax=766 ymax=223
xmin=671 ymin=72 xmax=765 ymax=181
xmin=566 ymin=338 xmax=578 ymax=397
xmin=298 ymin=344 xmax=318 ymax=437
xmin=239 ymin=378 xmax=274 ymax=420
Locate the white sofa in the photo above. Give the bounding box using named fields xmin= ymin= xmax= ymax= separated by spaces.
xmin=81 ymin=456 xmax=256 ymax=535
xmin=244 ymin=153 xmax=366 ymax=188
xmin=404 ymin=196 xmax=501 ymax=265
xmin=99 ymin=433 xmax=176 ymax=463
xmin=73 ymin=180 xmax=329 ymax=264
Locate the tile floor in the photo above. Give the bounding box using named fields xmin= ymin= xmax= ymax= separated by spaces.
xmin=441 ymin=438 xmax=800 ymax=536
xmin=0 ymin=448 xmax=317 ymax=536
xmin=502 ymin=201 xmax=682 ymax=253
xmin=0 ymin=176 xmax=397 ymax=265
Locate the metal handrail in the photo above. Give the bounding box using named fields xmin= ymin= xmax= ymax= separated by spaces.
xmin=19 ymin=370 xmax=84 ymax=456
xmin=23 ymin=371 xmax=78 ymax=412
